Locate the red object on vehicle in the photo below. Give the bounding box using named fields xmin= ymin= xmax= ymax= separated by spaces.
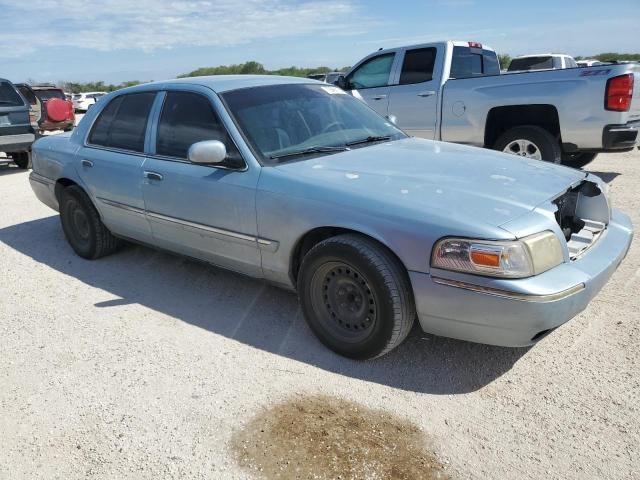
xmin=46 ymin=98 xmax=75 ymax=122
xmin=605 ymin=74 xmax=634 ymax=112
xmin=468 ymin=41 xmax=483 ymax=49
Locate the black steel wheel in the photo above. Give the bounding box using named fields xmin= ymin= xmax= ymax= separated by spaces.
xmin=59 ymin=185 xmax=121 ymax=259
xmin=298 ymin=234 xmax=415 ymax=359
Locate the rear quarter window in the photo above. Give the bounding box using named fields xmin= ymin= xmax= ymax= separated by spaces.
xmin=450 ymin=47 xmax=500 ymax=79
xmin=508 ymin=57 xmax=554 ymax=71
xmin=0 ymin=82 xmax=25 ymax=107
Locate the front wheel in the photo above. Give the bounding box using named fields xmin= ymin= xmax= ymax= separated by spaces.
xmin=494 ymin=125 xmax=561 ymax=163
xmin=297 ymin=234 xmax=415 ymax=360
xmin=561 ymin=152 xmax=597 ymax=169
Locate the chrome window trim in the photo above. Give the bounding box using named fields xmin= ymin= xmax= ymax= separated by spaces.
xmin=431 ymin=276 xmax=585 ymax=303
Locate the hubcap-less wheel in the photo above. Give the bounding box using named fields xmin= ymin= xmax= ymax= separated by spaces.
xmin=503 ymin=139 xmax=542 ymax=160
xmin=310 ymin=261 xmax=377 ymax=343
xmin=65 ymin=197 xmax=92 ymax=251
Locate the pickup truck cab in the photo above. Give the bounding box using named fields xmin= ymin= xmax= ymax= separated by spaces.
xmin=338 ymin=41 xmax=640 ymax=168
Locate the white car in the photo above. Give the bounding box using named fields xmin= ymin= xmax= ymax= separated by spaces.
xmin=577 ymin=59 xmax=604 ymax=67
xmin=508 ymin=54 xmax=578 ymax=72
xmin=72 ymin=92 xmax=107 ymax=112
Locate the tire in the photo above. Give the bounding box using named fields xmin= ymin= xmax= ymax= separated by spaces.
xmin=561 ymin=152 xmax=597 ymax=169
xmin=12 ymin=152 xmax=31 ymax=170
xmin=297 ymin=234 xmax=415 ymax=359
xmin=494 ymin=125 xmax=562 ymax=163
xmin=59 ymin=185 xmax=121 ymax=259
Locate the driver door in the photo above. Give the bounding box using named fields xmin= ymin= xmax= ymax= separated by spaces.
xmin=345 ymin=52 xmax=397 ymax=117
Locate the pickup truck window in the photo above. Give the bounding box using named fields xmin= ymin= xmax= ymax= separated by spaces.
xmin=88 ymin=92 xmax=155 ymax=152
xmin=156 ymin=91 xmax=239 ymax=161
xmin=508 ymin=56 xmax=554 ymax=72
xmin=348 ymin=53 xmax=395 ymax=89
xmin=399 ymin=48 xmax=436 ymax=85
xmin=0 ymin=82 xmax=24 ymax=106
xmin=450 ymin=47 xmax=500 ymax=79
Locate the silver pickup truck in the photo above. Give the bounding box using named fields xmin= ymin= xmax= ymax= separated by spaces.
xmin=337 ymin=41 xmax=640 ymax=168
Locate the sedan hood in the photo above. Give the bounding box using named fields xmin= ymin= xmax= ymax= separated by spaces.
xmin=274 ymin=138 xmax=586 ymax=227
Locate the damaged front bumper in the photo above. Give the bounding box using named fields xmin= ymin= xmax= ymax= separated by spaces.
xmin=410 ymin=175 xmax=633 ymax=347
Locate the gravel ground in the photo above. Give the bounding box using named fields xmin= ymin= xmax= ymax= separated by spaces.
xmin=0 ymin=149 xmax=638 ymax=479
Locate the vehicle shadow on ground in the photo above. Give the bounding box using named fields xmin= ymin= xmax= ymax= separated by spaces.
xmin=587 ymin=171 xmax=621 ymax=184
xmin=0 ymin=163 xmax=23 ymax=176
xmin=0 ymin=216 xmax=530 ymax=395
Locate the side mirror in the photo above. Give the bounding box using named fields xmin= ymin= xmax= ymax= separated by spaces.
xmin=188 ymin=140 xmax=227 ymax=165
xmin=386 ymin=114 xmax=398 ymax=125
xmin=335 ymin=75 xmax=349 ymax=90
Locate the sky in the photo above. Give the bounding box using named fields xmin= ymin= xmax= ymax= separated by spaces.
xmin=1 ymin=0 xmax=639 ymax=84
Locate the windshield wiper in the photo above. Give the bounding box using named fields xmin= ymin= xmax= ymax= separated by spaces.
xmin=269 ymin=145 xmax=349 ymax=161
xmin=345 ymin=135 xmax=392 ymax=147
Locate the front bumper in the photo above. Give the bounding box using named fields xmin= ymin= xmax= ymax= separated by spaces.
xmin=410 ymin=208 xmax=633 ymax=347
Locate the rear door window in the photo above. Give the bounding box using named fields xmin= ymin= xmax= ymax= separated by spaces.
xmin=0 ymin=82 xmax=25 ymax=107
xmin=450 ymin=47 xmax=500 ymax=78
xmin=348 ymin=53 xmax=395 ymax=89
xmin=399 ymin=48 xmax=437 ymax=85
xmin=88 ymin=92 xmax=156 ymax=152
xmin=34 ymin=89 xmax=66 ymax=101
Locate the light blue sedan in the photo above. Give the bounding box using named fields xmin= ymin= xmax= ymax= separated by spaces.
xmin=29 ymin=75 xmax=633 ymax=359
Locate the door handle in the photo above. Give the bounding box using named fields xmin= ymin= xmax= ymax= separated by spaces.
xmin=417 ymin=90 xmax=436 ymax=97
xmin=144 ymin=171 xmax=163 ymax=181
xmin=81 ymin=159 xmax=94 ymax=168
xmin=372 ymin=95 xmax=387 ymax=100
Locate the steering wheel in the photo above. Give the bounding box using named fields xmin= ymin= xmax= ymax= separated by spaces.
xmin=322 ymin=122 xmax=345 ymax=134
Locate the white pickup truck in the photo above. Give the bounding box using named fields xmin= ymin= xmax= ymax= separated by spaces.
xmin=337 ymin=41 xmax=640 ymax=168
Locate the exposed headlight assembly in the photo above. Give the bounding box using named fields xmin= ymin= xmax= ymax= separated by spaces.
xmin=431 ymin=231 xmax=563 ymax=278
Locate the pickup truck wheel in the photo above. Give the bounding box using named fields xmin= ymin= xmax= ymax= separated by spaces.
xmin=561 ymin=152 xmax=597 ymax=169
xmin=59 ymin=185 xmax=121 ymax=260
xmin=495 ymin=126 xmax=561 ymax=163
xmin=12 ymin=152 xmax=31 ymax=170
xmin=297 ymin=234 xmax=415 ymax=359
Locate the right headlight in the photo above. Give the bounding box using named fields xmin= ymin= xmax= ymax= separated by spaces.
xmin=431 ymin=231 xmax=564 ymax=279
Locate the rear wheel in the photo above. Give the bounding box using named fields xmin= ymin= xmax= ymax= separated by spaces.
xmin=297 ymin=234 xmax=415 ymax=359
xmin=12 ymin=152 xmax=31 ymax=169
xmin=494 ymin=125 xmax=562 ymax=163
xmin=561 ymin=152 xmax=597 ymax=169
xmin=59 ymin=185 xmax=121 ymax=259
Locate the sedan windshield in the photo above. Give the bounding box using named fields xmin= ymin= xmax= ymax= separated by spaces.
xmin=221 ymin=84 xmax=406 ymax=164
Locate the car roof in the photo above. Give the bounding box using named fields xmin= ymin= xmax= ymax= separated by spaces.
xmin=140 ymin=75 xmax=319 ymax=94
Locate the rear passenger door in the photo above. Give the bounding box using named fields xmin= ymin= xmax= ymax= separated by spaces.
xmin=345 ymin=52 xmax=397 ymax=117
xmin=386 ymin=46 xmax=441 ymax=139
xmin=76 ymin=92 xmax=156 ymax=242
xmin=141 ymin=88 xmax=262 ymax=277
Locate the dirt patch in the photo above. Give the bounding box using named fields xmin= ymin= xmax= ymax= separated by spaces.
xmin=231 ymin=394 xmax=449 ymax=479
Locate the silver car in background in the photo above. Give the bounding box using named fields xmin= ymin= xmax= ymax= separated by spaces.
xmin=29 ymin=76 xmax=633 ymax=359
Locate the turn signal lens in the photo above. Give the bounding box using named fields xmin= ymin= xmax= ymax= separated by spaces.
xmin=470 ymin=249 xmax=500 ymax=267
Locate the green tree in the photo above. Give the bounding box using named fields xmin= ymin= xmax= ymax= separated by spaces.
xmin=497 ymin=54 xmax=511 ymax=70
